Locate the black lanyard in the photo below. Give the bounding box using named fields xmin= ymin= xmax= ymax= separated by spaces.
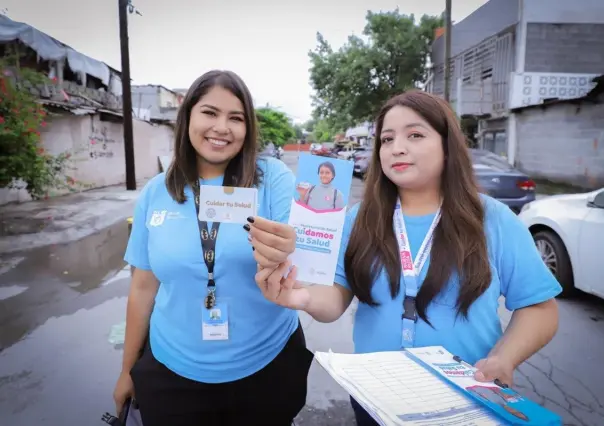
xmin=193 ymin=180 xmax=222 ymax=310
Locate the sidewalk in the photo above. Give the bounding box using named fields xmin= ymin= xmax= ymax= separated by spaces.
xmin=0 ymin=181 xmax=146 ymax=254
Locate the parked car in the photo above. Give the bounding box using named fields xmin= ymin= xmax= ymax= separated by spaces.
xmin=519 ymin=188 xmax=604 ymax=299
xmin=353 ymin=149 xmax=373 ymax=178
xmin=470 ymin=149 xmax=536 ymax=213
xmin=259 ymin=142 xmax=280 ymax=159
xmin=312 ymin=143 xmax=337 ymax=158
xmin=309 ymin=143 xmax=322 ymax=154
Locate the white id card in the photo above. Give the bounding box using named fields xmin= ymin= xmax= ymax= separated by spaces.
xmin=202 ymin=302 xmax=229 ymax=341
xmin=197 ymin=185 xmax=258 ymax=224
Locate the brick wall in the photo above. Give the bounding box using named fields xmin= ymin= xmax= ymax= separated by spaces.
xmin=515 ymin=94 xmax=604 ymax=188
xmin=524 ymin=23 xmax=604 ymax=74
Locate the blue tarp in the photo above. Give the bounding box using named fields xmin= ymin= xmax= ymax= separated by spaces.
xmin=0 ymin=15 xmax=111 ymax=85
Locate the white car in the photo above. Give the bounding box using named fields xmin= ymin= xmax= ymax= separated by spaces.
xmin=518 ymin=188 xmax=604 ymax=299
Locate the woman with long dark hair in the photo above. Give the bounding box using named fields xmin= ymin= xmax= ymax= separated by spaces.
xmin=250 ymin=90 xmax=560 ymax=426
xmin=113 ymin=70 xmax=312 ymax=426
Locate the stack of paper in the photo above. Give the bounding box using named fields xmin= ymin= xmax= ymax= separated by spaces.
xmin=315 ymin=350 xmax=504 ymax=426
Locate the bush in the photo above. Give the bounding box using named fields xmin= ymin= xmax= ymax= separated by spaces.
xmin=0 ymin=60 xmax=81 ymax=199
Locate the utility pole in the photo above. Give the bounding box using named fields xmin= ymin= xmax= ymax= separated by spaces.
xmin=443 ymin=0 xmax=453 ymax=102
xmin=118 ymin=0 xmax=138 ymax=190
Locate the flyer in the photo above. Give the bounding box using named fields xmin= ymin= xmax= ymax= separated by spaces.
xmin=288 ymin=153 xmax=354 ymax=285
xmin=197 ymin=185 xmax=258 ymax=224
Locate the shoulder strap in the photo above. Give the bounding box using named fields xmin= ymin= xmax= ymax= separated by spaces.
xmin=333 ymin=189 xmax=337 ymax=209
xmin=305 ymin=185 xmax=315 ymax=203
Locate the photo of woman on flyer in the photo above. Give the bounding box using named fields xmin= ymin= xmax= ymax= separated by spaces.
xmin=300 ymin=161 xmax=346 ymax=212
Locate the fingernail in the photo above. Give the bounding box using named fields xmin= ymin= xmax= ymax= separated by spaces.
xmin=247 ymin=216 xmax=255 ymax=223
xmin=243 ymin=224 xmax=250 ymax=231
xmin=247 ymin=235 xmax=252 ymax=243
xmin=252 ymin=247 xmax=255 ymax=251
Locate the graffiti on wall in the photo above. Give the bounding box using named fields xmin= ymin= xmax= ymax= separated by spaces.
xmin=88 ymin=119 xmax=119 ymax=159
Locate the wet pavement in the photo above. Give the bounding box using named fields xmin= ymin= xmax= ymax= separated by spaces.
xmin=0 ymin=220 xmax=131 ymax=424
xmin=0 ymin=152 xmax=603 ymax=425
xmin=0 ymin=181 xmax=144 ymax=254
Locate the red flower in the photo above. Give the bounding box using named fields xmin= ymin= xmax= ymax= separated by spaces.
xmin=0 ymin=116 xmax=4 ymax=124
xmin=41 ymin=121 xmax=47 ymax=127
xmin=37 ymin=148 xmax=45 ymax=154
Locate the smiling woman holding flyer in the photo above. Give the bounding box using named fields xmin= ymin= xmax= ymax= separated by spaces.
xmin=113 ymin=70 xmax=312 ymax=426
xmin=251 ymin=90 xmax=561 ymax=426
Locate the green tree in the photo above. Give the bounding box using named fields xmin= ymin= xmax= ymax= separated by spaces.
xmin=309 ymin=9 xmax=443 ymax=127
xmin=292 ymin=123 xmax=304 ymax=140
xmin=0 ymin=56 xmax=80 ymax=199
xmin=312 ymin=119 xmax=339 ymax=143
xmin=255 ymin=107 xmax=296 ymax=147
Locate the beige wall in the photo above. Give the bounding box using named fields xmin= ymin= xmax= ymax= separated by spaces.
xmin=0 ymin=112 xmax=174 ymax=205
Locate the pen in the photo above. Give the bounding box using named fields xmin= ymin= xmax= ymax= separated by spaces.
xmin=452 ymin=355 xmax=509 ymax=389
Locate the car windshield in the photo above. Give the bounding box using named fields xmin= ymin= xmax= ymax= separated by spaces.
xmin=470 ymin=150 xmax=513 ymax=172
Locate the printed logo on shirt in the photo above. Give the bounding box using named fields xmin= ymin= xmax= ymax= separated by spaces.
xmin=149 ymin=210 xmax=167 ymax=227
xmin=166 ymin=211 xmax=186 ymax=220
xmin=400 ymin=250 xmax=413 ymax=271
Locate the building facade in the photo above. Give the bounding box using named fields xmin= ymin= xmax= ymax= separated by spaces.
xmin=425 ymin=0 xmax=604 ymax=166
xmin=132 ymin=85 xmax=183 ymax=123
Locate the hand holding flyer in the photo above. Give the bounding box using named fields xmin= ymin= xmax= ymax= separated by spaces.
xmin=288 ymin=154 xmax=354 ymax=285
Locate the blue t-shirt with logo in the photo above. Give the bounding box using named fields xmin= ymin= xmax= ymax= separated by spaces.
xmin=335 ymin=195 xmax=562 ymax=364
xmin=124 ymin=157 xmax=298 ymax=383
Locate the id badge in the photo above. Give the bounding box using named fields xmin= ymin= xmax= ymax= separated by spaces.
xmin=401 ymin=318 xmax=415 ymax=348
xmin=202 ymin=301 xmax=229 ymax=341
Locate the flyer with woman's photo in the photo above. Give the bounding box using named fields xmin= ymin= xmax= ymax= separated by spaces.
xmin=288 ymin=153 xmax=354 ymax=285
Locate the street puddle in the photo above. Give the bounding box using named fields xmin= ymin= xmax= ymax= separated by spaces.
xmin=0 ymin=220 xmax=130 ymax=294
xmin=0 ymin=220 xmax=132 ymax=351
xmin=0 ymin=285 xmax=28 ymax=301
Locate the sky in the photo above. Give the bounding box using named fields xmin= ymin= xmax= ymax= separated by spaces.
xmin=3 ymin=0 xmax=487 ymax=123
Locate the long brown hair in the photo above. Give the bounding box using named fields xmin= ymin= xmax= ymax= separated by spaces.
xmin=166 ymin=70 xmax=262 ymax=203
xmin=344 ymin=90 xmax=491 ymax=324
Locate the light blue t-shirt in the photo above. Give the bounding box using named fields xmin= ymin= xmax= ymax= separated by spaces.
xmin=335 ymin=195 xmax=562 ymax=365
xmin=124 ymin=157 xmax=298 ymax=383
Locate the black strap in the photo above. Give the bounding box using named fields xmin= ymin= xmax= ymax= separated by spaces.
xmin=192 ymin=180 xmax=224 ymax=307
xmin=306 ymin=185 xmax=315 ymax=203
xmin=333 ymin=189 xmax=337 ymax=209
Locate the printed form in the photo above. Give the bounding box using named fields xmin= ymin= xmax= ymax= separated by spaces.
xmin=315 ymin=351 xmax=505 ymax=426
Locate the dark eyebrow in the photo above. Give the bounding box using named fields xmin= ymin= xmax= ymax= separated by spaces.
xmin=382 ymin=122 xmax=428 ymax=133
xmin=200 ymin=104 xmax=245 ymax=116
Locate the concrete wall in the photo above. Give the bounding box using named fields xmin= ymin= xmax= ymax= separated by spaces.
xmin=132 ymin=86 xmax=160 ymax=118
xmin=523 ymin=0 xmax=604 ymax=24
xmin=0 ymin=112 xmax=174 ymax=205
xmin=158 ymin=87 xmax=180 ymax=108
xmin=431 ymin=0 xmax=519 ymax=65
xmin=515 ymin=95 xmax=604 ymax=188
xmin=524 ymin=23 xmax=604 ymax=74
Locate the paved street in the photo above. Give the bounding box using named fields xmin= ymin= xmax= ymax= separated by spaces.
xmin=0 ymin=152 xmax=603 ymax=425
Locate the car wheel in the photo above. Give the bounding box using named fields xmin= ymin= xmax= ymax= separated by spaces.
xmin=533 ymin=230 xmax=575 ymax=297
